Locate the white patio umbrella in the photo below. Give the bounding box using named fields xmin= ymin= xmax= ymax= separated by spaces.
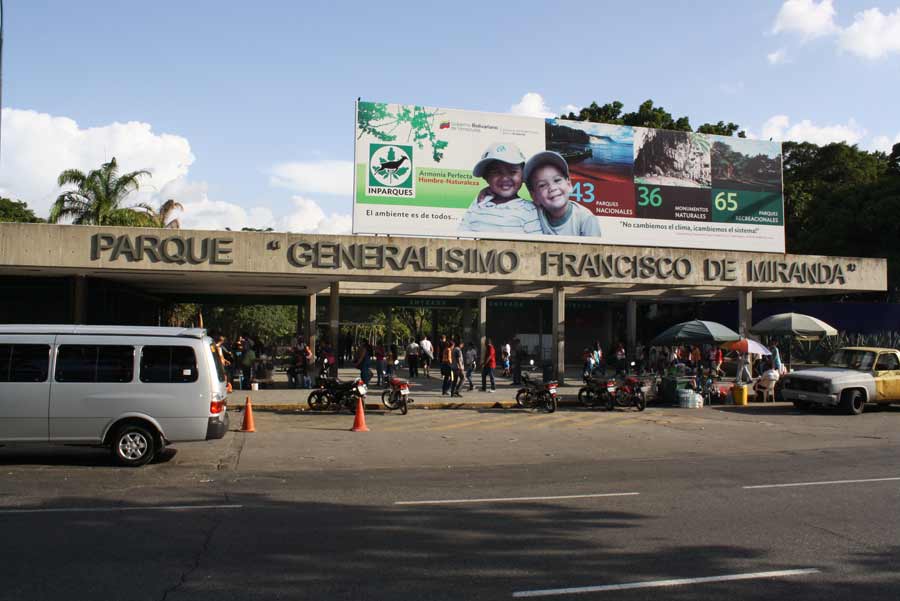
xmin=750 ymin=312 xmax=838 ymax=370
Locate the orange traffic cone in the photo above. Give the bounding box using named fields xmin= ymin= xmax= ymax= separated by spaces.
xmin=350 ymin=396 xmax=369 ymax=432
xmin=240 ymin=396 xmax=256 ymax=433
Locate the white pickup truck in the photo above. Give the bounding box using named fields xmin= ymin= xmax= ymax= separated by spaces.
xmin=780 ymin=347 xmax=900 ymax=415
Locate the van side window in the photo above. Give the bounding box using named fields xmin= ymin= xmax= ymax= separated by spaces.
xmin=0 ymin=344 xmax=51 ymax=382
xmin=56 ymin=345 xmax=135 ymax=383
xmin=140 ymin=346 xmax=198 ymax=383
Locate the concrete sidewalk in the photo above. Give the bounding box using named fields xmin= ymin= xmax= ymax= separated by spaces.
xmin=230 ymin=366 xmax=601 ymax=410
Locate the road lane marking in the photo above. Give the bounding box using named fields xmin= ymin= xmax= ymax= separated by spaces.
xmin=744 ymin=476 xmax=900 ymax=489
xmin=511 ymin=568 xmax=821 ymax=597
xmin=0 ymin=504 xmax=243 ymax=515
xmin=395 ymin=492 xmax=639 ymax=506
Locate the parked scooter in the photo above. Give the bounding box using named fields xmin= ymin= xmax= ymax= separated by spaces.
xmin=607 ymin=363 xmax=646 ymax=411
xmin=578 ymin=374 xmax=617 ymax=408
xmin=307 ymin=358 xmax=368 ymax=413
xmin=382 ymin=360 xmax=412 ymax=414
xmin=515 ymin=372 xmax=558 ymax=413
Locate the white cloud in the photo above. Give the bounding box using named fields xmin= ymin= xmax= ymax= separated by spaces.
xmin=509 ymin=93 xmax=556 ymax=119
xmin=279 ymin=196 xmax=352 ymax=234
xmin=838 ymin=7 xmax=900 ymax=59
xmin=269 ymin=160 xmax=354 ymax=196
xmin=0 ymin=108 xmax=194 ymax=217
xmin=761 ymin=114 xmax=866 ymax=145
xmin=767 ymin=48 xmax=788 ymax=64
xmin=772 ymin=0 xmax=837 ymax=38
xmin=871 ymin=133 xmax=900 ymax=153
xmin=160 ymin=178 xmax=275 ymax=231
xmin=560 ymin=104 xmax=580 ymax=116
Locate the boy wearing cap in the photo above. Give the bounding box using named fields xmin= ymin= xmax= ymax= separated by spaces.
xmin=458 ymin=142 xmax=542 ymax=235
xmin=525 ymin=151 xmax=601 ymax=237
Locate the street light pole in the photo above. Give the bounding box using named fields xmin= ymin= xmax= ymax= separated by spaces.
xmin=0 ymin=0 xmax=5 ymax=164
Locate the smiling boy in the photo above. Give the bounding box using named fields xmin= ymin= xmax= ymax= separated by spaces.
xmin=524 ymin=151 xmax=601 ymax=237
xmin=457 ymin=142 xmax=542 ymax=235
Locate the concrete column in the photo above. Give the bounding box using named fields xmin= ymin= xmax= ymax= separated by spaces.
xmin=738 ymin=289 xmax=753 ymax=338
xmin=626 ymin=299 xmax=637 ymax=360
xmin=601 ymin=306 xmax=613 ymax=352
xmin=72 ymin=276 xmax=88 ymax=324
xmin=462 ymin=301 xmax=472 ymax=344
xmin=329 ymin=282 xmax=339 ymax=376
xmin=296 ymin=304 xmax=304 ymax=339
xmin=305 ymin=294 xmax=317 ymax=352
xmin=537 ymin=303 xmax=544 ymax=363
xmin=552 ymin=285 xmax=565 ymax=384
xmin=478 ymin=296 xmax=487 ymax=361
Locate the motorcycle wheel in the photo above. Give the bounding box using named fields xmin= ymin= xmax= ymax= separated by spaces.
xmin=307 ymin=390 xmax=327 ymax=411
xmin=399 ymin=396 xmax=408 ymax=415
xmin=578 ymin=387 xmax=595 ymax=407
xmin=515 ymin=389 xmax=529 ymax=408
xmin=542 ymin=393 xmax=557 ymax=413
xmin=381 ymin=389 xmax=401 ymax=410
xmin=635 ymin=391 xmax=646 ymax=412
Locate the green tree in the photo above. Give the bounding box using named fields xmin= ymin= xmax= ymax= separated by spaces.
xmin=0 ymin=197 xmax=44 ymax=223
xmin=696 ymin=121 xmax=746 ymax=137
xmin=49 ymin=157 xmax=154 ymax=226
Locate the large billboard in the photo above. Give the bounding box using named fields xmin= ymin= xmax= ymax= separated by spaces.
xmin=354 ymin=101 xmax=784 ymax=252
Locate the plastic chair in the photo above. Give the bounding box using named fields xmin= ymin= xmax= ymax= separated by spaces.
xmin=754 ymin=377 xmax=777 ymax=403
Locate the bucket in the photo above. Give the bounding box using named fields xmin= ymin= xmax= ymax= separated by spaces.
xmin=732 ymin=384 xmax=748 ymax=405
xmin=251 ymin=382 xmax=259 ymax=391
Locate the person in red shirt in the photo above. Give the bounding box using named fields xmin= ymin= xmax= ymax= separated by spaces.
xmin=481 ymin=338 xmax=497 ymax=392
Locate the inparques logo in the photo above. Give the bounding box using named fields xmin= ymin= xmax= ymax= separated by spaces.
xmin=367 ymin=144 xmax=415 ymax=197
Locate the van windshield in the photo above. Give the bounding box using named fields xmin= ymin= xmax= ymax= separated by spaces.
xmin=209 ymin=343 xmax=226 ymax=382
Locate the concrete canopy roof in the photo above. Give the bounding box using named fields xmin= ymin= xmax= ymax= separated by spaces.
xmin=0 ymin=223 xmax=887 ymax=304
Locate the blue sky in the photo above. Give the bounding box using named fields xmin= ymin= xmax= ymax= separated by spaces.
xmin=2 ymin=0 xmax=898 ymax=230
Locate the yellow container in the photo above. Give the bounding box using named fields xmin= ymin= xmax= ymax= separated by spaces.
xmin=732 ymin=384 xmax=748 ymax=405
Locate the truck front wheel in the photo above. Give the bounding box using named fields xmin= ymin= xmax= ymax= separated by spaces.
xmin=840 ymin=389 xmax=865 ymax=416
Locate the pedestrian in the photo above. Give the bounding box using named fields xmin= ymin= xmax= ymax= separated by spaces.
xmin=481 ymin=338 xmax=497 ymax=392
xmin=406 ymin=338 xmax=420 ymax=378
xmin=420 ymin=335 xmax=434 ymax=378
xmin=511 ymin=337 xmax=523 ymax=385
xmin=355 ymin=341 xmax=372 ymax=385
xmin=301 ymin=341 xmax=313 ymax=388
xmin=464 ymin=341 xmax=478 ymax=391
xmin=387 ymin=344 xmax=398 ymax=380
xmin=441 ymin=339 xmax=454 ymax=395
xmin=715 ymin=347 xmax=724 ymax=377
xmin=593 ymin=341 xmax=604 ymax=375
xmin=241 ymin=341 xmax=257 ymax=390
xmin=614 ymin=342 xmax=626 ymax=376
xmin=738 ymin=352 xmax=752 ymax=384
xmin=451 ymin=341 xmax=466 ymax=397
xmin=772 ymin=343 xmax=785 ymax=375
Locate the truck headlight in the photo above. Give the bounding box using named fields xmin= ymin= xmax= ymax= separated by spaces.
xmin=818 ymin=382 xmax=830 ymax=393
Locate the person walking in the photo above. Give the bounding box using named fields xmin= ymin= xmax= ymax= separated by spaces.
xmin=406 ymin=339 xmax=420 ymax=378
xmin=614 ymin=342 xmax=626 ymax=377
xmin=420 ymin=335 xmax=434 ymax=378
xmin=451 ymin=341 xmax=466 ymax=397
xmin=464 ymin=341 xmax=478 ymax=391
xmin=481 ymin=338 xmax=497 ymax=392
xmin=441 ymin=339 xmax=454 ymax=396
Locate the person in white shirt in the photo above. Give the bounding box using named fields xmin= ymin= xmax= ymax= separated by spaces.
xmin=458 ymin=142 xmax=542 ymax=236
xmin=406 ymin=339 xmax=420 ymax=378
xmin=419 ymin=336 xmax=434 ymax=378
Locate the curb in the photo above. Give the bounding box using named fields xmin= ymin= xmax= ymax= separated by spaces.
xmin=229 ymin=400 xmax=588 ymax=412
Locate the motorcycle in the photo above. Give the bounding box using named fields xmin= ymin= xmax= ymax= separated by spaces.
xmin=607 ymin=363 xmax=646 ymax=411
xmin=382 ymin=360 xmax=412 ymax=415
xmin=515 ymin=372 xmax=558 ymax=413
xmin=307 ymin=358 xmax=368 ymax=413
xmin=578 ymin=374 xmax=617 ymax=408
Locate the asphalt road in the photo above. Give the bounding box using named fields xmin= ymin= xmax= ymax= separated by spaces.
xmin=1 ymin=403 xmax=899 ymax=600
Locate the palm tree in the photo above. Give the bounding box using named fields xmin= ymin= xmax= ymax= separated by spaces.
xmin=146 ymin=199 xmax=184 ymax=229
xmin=49 ymin=157 xmax=153 ymax=226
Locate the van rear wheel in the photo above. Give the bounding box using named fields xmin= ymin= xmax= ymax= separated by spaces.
xmin=111 ymin=423 xmax=157 ymax=467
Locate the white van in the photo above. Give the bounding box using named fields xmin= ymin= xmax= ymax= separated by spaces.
xmin=0 ymin=325 xmax=229 ymax=466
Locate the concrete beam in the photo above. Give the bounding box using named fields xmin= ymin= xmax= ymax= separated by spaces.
xmin=738 ymin=289 xmax=753 ymax=338
xmin=305 ymin=294 xmax=317 ymax=352
xmin=329 ymin=282 xmax=339 ymax=376
xmin=626 ymin=299 xmax=637 ymax=361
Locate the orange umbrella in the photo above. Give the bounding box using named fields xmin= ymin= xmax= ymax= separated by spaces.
xmin=722 ymin=339 xmax=771 ymax=355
